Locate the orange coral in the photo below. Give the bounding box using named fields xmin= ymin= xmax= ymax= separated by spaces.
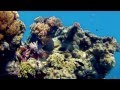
xmin=0 ymin=33 xmax=4 ymax=40
xmin=46 ymin=16 xmax=62 ymax=27
xmin=0 ymin=11 xmax=19 ymax=31
xmin=32 ymin=22 xmax=50 ymax=37
xmin=6 ymin=20 xmax=21 ymax=36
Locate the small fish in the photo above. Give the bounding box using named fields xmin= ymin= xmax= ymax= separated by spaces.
xmin=55 ymin=29 xmax=62 ymax=36
xmin=3 ymin=42 xmax=10 ymax=50
xmin=21 ymin=41 xmax=25 ymax=46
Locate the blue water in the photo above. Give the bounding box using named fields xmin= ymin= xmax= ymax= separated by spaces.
xmin=18 ymin=11 xmax=120 ymax=79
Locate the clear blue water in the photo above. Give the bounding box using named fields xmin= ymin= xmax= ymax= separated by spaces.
xmin=18 ymin=11 xmax=120 ymax=79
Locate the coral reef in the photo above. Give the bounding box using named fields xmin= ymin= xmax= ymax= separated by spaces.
xmin=0 ymin=11 xmax=25 ymax=77
xmin=1 ymin=15 xmax=120 ymax=79
xmin=29 ymin=16 xmax=62 ymax=48
xmin=0 ymin=11 xmax=25 ymax=51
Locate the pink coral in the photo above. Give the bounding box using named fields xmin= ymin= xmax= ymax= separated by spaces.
xmin=16 ymin=42 xmax=50 ymax=62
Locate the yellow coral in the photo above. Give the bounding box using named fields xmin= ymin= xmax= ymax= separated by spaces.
xmin=18 ymin=62 xmax=36 ymax=78
xmin=47 ymin=53 xmax=65 ymax=68
xmin=46 ymin=52 xmax=76 ymax=73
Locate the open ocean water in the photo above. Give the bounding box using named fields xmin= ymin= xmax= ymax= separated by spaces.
xmin=18 ymin=11 xmax=120 ymax=79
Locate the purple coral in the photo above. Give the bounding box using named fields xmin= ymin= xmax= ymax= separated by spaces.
xmin=15 ymin=42 xmax=50 ymax=62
